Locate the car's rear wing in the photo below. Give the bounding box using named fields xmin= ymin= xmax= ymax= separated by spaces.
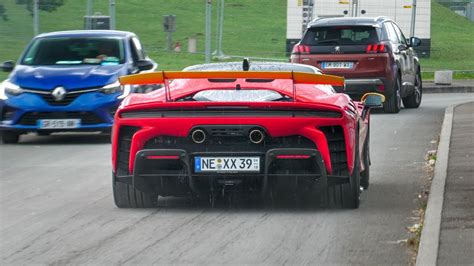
xmin=119 ymin=71 xmax=345 ymax=101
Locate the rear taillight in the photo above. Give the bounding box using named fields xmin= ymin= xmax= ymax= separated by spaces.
xmin=276 ymin=155 xmax=311 ymax=159
xmin=292 ymin=44 xmax=310 ymax=54
xmin=366 ymin=43 xmax=386 ymax=53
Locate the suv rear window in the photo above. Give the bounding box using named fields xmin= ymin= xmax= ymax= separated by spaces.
xmin=302 ymin=26 xmax=379 ymax=46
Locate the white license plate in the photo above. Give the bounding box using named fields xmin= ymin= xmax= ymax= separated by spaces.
xmin=322 ymin=61 xmax=354 ymax=69
xmin=195 ymin=157 xmax=260 ymax=172
xmin=37 ymin=119 xmax=81 ymax=129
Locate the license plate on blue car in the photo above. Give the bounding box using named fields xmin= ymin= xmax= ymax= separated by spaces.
xmin=38 ymin=119 xmax=81 ymax=129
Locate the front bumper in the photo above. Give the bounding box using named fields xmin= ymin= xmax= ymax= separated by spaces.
xmin=0 ymin=91 xmax=121 ymax=132
xmin=115 ymin=148 xmax=329 ymax=196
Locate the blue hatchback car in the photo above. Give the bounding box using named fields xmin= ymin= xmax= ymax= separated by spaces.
xmin=0 ymin=30 xmax=157 ymax=143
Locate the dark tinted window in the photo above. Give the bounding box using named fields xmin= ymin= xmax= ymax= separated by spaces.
xmin=129 ymin=37 xmax=145 ymax=62
xmin=22 ymin=37 xmax=125 ymax=65
xmin=302 ymin=26 xmax=379 ymax=45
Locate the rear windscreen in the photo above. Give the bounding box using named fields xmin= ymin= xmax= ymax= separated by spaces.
xmin=191 ymin=89 xmax=285 ymax=102
xmin=302 ymin=26 xmax=379 ymax=46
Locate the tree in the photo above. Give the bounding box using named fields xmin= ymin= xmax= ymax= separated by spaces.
xmin=0 ymin=4 xmax=8 ymax=21
xmin=15 ymin=0 xmax=66 ymax=16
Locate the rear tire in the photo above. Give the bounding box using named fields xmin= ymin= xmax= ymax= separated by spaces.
xmin=383 ymin=76 xmax=401 ymax=113
xmin=402 ymin=70 xmax=422 ymax=108
xmin=341 ymin=152 xmax=361 ymax=209
xmin=329 ymin=140 xmax=361 ymax=209
xmin=1 ymin=131 xmax=20 ymax=144
xmin=360 ymin=128 xmax=370 ymax=190
xmin=113 ymin=173 xmax=157 ymax=208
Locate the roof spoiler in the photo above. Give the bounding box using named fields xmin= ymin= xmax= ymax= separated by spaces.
xmin=119 ymin=71 xmax=345 ymax=86
xmin=119 ymin=71 xmax=345 ymax=102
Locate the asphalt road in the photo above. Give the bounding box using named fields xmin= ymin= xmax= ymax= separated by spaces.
xmin=1 ymin=93 xmax=473 ymax=265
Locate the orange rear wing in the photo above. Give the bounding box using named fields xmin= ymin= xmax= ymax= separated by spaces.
xmin=119 ymin=71 xmax=345 ymax=86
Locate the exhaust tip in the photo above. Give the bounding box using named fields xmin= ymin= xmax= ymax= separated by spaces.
xmin=249 ymin=129 xmax=265 ymax=144
xmin=191 ymin=129 xmax=206 ymax=144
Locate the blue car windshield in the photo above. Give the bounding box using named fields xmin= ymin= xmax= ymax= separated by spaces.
xmin=21 ymin=37 xmax=125 ymax=66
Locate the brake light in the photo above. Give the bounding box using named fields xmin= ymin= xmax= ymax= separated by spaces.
xmin=366 ymin=43 xmax=386 ymax=53
xmin=147 ymin=155 xmax=180 ymax=160
xmin=292 ymin=44 xmax=310 ymax=54
xmin=276 ymin=155 xmax=311 ymax=159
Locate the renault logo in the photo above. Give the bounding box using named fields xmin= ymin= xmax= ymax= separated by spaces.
xmin=51 ymin=86 xmax=67 ymax=101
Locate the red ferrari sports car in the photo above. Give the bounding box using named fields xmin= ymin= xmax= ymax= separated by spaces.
xmin=111 ymin=67 xmax=383 ymax=209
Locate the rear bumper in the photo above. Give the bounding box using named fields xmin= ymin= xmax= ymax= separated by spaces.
xmin=115 ymin=148 xmax=328 ymax=195
xmin=339 ymin=78 xmax=389 ymax=100
xmin=345 ymin=78 xmax=384 ymax=86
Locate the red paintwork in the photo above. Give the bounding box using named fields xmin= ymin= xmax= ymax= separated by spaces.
xmin=112 ymin=78 xmax=369 ymax=176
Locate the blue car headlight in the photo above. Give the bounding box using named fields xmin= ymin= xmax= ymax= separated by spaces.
xmin=1 ymin=80 xmax=23 ymax=99
xmin=99 ymin=81 xmax=130 ymax=99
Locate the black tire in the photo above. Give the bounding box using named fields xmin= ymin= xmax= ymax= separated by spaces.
xmin=330 ymin=140 xmax=361 ymax=209
xmin=113 ymin=173 xmax=157 ymax=208
xmin=360 ymin=128 xmax=370 ymax=190
xmin=1 ymin=131 xmax=20 ymax=144
xmin=341 ymin=151 xmax=361 ymax=209
xmin=383 ymin=75 xmax=402 ymax=113
xmin=402 ymin=70 xmax=422 ymax=108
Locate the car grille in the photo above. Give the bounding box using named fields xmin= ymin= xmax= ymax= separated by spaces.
xmin=39 ymin=93 xmax=82 ymax=106
xmin=22 ymin=87 xmax=99 ymax=106
xmin=18 ymin=112 xmax=104 ymax=126
xmin=320 ymin=126 xmax=348 ymax=176
xmin=143 ymin=134 xmax=316 ymax=154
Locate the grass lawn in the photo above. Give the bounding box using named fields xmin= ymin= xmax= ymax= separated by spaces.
xmin=1 ymin=0 xmax=473 ymax=81
xmin=419 ymin=1 xmax=474 ymax=79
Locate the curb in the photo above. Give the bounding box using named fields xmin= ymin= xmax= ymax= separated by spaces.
xmin=416 ymin=106 xmax=454 ymax=266
xmin=423 ymin=86 xmax=474 ymax=93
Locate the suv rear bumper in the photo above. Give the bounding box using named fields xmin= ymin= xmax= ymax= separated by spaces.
xmin=340 ymin=78 xmax=391 ymax=100
xmin=346 ymin=78 xmax=384 ymax=86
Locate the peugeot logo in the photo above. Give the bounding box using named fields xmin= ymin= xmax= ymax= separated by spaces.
xmin=51 ymin=86 xmax=67 ymax=101
xmin=334 ymin=46 xmax=341 ymax=53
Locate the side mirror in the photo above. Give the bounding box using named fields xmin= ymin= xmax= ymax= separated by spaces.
xmin=136 ymin=60 xmax=154 ymax=72
xmin=1 ymin=60 xmax=15 ymax=72
xmin=362 ymin=93 xmax=385 ymax=108
xmin=409 ymin=37 xmax=421 ymax=47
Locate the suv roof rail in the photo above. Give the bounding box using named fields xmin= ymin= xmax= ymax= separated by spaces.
xmin=375 ymin=16 xmax=390 ymax=23
xmin=308 ymin=17 xmax=325 ymax=26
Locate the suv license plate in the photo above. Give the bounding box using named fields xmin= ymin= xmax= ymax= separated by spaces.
xmin=38 ymin=119 xmax=81 ymax=129
xmin=195 ymin=157 xmax=260 ymax=172
xmin=322 ymin=61 xmax=353 ymax=69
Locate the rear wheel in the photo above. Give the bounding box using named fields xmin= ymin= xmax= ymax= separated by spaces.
xmin=341 ymin=151 xmax=361 ymax=208
xmin=383 ymin=75 xmax=401 ymax=113
xmin=113 ymin=173 xmax=157 ymax=208
xmin=360 ymin=128 xmax=370 ymax=190
xmin=329 ymin=141 xmax=361 ymax=209
xmin=1 ymin=131 xmax=20 ymax=144
xmin=402 ymin=70 xmax=422 ymax=108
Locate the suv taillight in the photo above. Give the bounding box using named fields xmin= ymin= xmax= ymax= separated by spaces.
xmin=292 ymin=44 xmax=310 ymax=54
xmin=366 ymin=43 xmax=386 ymax=53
